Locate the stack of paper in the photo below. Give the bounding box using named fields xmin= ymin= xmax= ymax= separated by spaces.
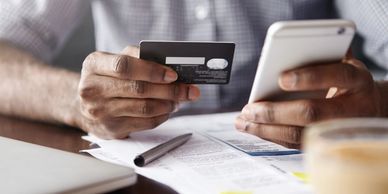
xmin=82 ymin=112 xmax=312 ymax=194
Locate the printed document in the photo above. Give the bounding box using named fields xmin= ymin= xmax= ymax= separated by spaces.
xmin=82 ymin=112 xmax=312 ymax=194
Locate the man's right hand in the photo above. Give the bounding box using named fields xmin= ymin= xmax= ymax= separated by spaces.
xmin=75 ymin=48 xmax=200 ymax=139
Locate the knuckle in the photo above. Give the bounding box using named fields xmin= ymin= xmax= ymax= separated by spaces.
xmin=113 ymin=55 xmax=129 ymax=74
xmin=285 ymin=127 xmax=302 ymax=144
xmin=149 ymin=66 xmax=165 ymax=82
xmin=78 ymin=84 xmax=100 ymax=100
xmin=139 ymin=100 xmax=153 ymax=116
xmin=128 ymin=81 xmax=146 ymax=96
xmin=83 ymin=52 xmax=96 ymax=66
xmin=300 ymin=101 xmax=319 ymax=123
xmin=85 ymin=106 xmax=104 ymax=119
xmin=88 ymin=107 xmax=104 ymax=118
xmin=300 ymin=70 xmax=316 ymax=83
xmin=259 ymin=102 xmax=275 ymax=123
xmin=172 ymin=84 xmax=180 ymax=99
xmin=82 ymin=52 xmax=101 ymax=71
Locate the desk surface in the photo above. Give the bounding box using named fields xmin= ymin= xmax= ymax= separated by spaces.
xmin=0 ymin=115 xmax=178 ymax=194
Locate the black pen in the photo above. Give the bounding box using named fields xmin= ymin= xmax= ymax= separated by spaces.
xmin=134 ymin=133 xmax=192 ymax=167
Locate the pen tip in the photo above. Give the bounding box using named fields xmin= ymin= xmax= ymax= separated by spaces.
xmin=134 ymin=156 xmax=145 ymax=167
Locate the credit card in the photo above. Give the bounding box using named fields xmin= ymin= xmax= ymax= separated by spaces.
xmin=139 ymin=41 xmax=235 ymax=84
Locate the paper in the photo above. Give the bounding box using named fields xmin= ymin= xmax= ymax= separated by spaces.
xmin=253 ymin=154 xmax=305 ymax=173
xmin=169 ymin=112 xmax=300 ymax=155
xmin=205 ymin=127 xmax=300 ymax=156
xmin=82 ymin=112 xmax=312 ymax=194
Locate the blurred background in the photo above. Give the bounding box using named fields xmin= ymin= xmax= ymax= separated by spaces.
xmin=52 ymin=2 xmax=386 ymax=79
xmin=51 ymin=3 xmax=94 ymax=73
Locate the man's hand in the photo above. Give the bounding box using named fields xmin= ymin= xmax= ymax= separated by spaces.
xmin=75 ymin=47 xmax=200 ymax=139
xmin=235 ymin=58 xmax=385 ymax=149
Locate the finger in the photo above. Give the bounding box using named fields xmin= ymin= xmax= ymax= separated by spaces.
xmin=90 ymin=114 xmax=170 ymax=139
xmin=82 ymin=98 xmax=177 ymax=119
xmin=82 ymin=51 xmax=177 ymax=83
xmin=235 ymin=115 xmax=303 ymax=144
xmin=121 ymin=46 xmax=140 ymax=58
xmin=241 ymin=98 xmax=356 ymax=126
xmin=278 ymin=62 xmax=371 ymax=91
xmin=79 ymin=75 xmax=200 ymax=101
xmin=343 ymin=57 xmax=368 ymax=70
xmin=111 ymin=99 xmax=178 ymax=118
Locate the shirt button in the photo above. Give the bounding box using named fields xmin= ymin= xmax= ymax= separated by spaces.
xmin=195 ymin=4 xmax=209 ymax=20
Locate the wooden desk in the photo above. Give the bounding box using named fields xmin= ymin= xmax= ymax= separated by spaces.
xmin=0 ymin=115 xmax=178 ymax=194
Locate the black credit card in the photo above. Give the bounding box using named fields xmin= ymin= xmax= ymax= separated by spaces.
xmin=139 ymin=41 xmax=235 ymax=84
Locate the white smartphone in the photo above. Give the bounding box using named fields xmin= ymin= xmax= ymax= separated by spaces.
xmin=248 ymin=19 xmax=356 ymax=103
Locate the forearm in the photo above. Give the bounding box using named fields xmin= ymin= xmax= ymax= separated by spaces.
xmin=0 ymin=41 xmax=80 ymax=126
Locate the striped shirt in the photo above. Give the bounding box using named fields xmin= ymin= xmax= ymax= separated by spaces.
xmin=0 ymin=0 xmax=387 ymax=112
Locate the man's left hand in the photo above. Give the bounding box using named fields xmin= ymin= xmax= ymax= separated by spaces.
xmin=235 ymin=58 xmax=385 ymax=149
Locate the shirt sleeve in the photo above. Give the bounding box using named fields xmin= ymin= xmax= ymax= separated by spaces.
xmin=0 ymin=0 xmax=88 ymax=62
xmin=335 ymin=0 xmax=388 ymax=72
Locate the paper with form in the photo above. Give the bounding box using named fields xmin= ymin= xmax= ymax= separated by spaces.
xmin=82 ymin=112 xmax=311 ymax=194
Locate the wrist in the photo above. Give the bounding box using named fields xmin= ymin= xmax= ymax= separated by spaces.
xmin=57 ymin=71 xmax=83 ymax=128
xmin=63 ymin=94 xmax=83 ymax=128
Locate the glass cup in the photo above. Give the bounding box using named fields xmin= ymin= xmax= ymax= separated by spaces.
xmin=304 ymin=118 xmax=388 ymax=194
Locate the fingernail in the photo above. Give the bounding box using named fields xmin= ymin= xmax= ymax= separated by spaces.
xmin=164 ymin=70 xmax=178 ymax=82
xmin=188 ymin=86 xmax=200 ymax=100
xmin=280 ymin=72 xmax=297 ymax=89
